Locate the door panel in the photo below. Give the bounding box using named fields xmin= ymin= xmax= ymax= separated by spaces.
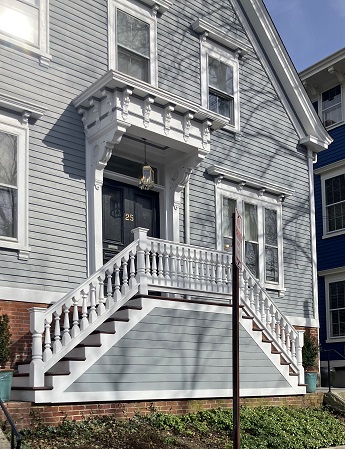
xmin=103 ymin=180 xmax=159 ymax=262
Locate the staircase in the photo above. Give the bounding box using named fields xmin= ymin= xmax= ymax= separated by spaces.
xmin=11 ymin=227 xmax=306 ymax=402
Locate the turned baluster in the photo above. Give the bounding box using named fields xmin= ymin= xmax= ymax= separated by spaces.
xmin=157 ymin=243 xmax=164 ymax=281
xmin=106 ymin=268 xmax=114 ymax=308
xmin=270 ymin=305 xmax=276 ymax=339
xmin=176 ymin=246 xmax=182 ymax=287
xmin=194 ymin=250 xmax=200 ymax=290
xmin=285 ymin=324 xmax=291 ymax=356
xmin=265 ymin=297 xmax=271 ymax=332
xmin=71 ymin=296 xmax=80 ymax=338
xmin=216 ymin=253 xmax=222 ymax=292
xmin=247 ymin=276 xmax=254 ymax=310
xmin=122 ymin=258 xmax=129 ymax=294
xmin=226 ymin=257 xmax=231 ymax=293
xmin=259 ymin=290 xmax=265 ymax=323
xmin=62 ymin=304 xmax=72 ymax=346
xmin=188 ymin=249 xmax=195 ymax=290
xmin=275 ymin=311 xmax=281 ymax=347
xmin=43 ymin=317 xmax=52 ymax=362
xmin=113 ymin=263 xmax=121 ymax=302
xmin=182 ymin=247 xmax=188 ymax=288
xmin=151 ymin=242 xmax=158 ymax=281
xmin=88 ymin=282 xmax=97 ymax=323
xmin=145 ymin=248 xmax=151 ymax=277
xmin=210 ymin=253 xmax=216 ymax=290
xmin=290 ymin=331 xmax=297 ymax=364
xmin=280 ymin=318 xmax=286 ymax=351
xmin=254 ymin=284 xmax=260 ymax=317
xmin=170 ymin=245 xmax=177 ymax=286
xmin=80 ymin=290 xmax=89 ymax=331
xmin=129 ymin=250 xmax=136 ymax=288
xmin=52 ymin=309 xmax=62 ymax=354
xmin=163 ymin=244 xmax=171 ymax=284
xmin=97 ymin=276 xmax=106 ymax=316
xmin=204 ymin=252 xmax=210 ymax=289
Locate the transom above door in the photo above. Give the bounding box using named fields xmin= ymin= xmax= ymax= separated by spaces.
xmin=102 ymin=179 xmax=160 ymax=261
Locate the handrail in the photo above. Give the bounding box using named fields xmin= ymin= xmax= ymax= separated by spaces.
xmin=320 ymin=348 xmax=345 ymax=393
xmin=0 ymin=399 xmax=21 ymax=449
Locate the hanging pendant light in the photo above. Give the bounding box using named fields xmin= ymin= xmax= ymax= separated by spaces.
xmin=139 ymin=139 xmax=155 ymax=190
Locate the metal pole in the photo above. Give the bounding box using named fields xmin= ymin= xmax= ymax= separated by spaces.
xmin=327 ymin=350 xmax=331 ymax=393
xmin=232 ymin=212 xmax=240 ymax=449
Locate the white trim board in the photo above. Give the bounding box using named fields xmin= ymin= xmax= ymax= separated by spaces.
xmin=0 ymin=286 xmax=64 ymax=304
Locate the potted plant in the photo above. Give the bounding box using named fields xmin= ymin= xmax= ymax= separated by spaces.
xmin=0 ymin=314 xmax=12 ymax=401
xmin=302 ymin=334 xmax=319 ymax=393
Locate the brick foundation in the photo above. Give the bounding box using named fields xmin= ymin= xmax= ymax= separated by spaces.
xmin=0 ymin=394 xmax=325 ymax=430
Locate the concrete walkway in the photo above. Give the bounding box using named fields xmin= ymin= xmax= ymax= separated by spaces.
xmin=0 ymin=429 xmax=9 ymax=449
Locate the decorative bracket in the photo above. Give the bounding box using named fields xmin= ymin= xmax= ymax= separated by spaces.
xmin=122 ymin=87 xmax=133 ymax=121
xmin=202 ymin=120 xmax=212 ymax=149
xmin=21 ymin=111 xmax=31 ymax=125
xmin=143 ymin=96 xmax=155 ymax=128
xmin=164 ymin=104 xmax=175 ymax=135
xmin=183 ymin=112 xmax=193 ymax=142
xmin=328 ymin=66 xmax=345 ymax=83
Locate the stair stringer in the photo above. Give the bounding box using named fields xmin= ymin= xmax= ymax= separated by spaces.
xmin=30 ymin=298 xmax=158 ymax=403
xmin=239 ymin=311 xmax=306 ymax=395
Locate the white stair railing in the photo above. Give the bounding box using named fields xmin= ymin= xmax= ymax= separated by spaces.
xmin=28 ymin=228 xmax=304 ymax=387
xmin=240 ymin=266 xmax=305 ymax=384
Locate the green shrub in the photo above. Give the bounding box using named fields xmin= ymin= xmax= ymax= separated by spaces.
xmin=0 ymin=315 xmax=11 ymax=367
xmin=302 ymin=334 xmax=319 ymax=370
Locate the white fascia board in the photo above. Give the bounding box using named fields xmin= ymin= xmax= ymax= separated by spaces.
xmin=314 ymin=159 xmax=345 ymax=175
xmin=300 ymin=47 xmax=345 ymax=80
xmin=0 ymin=92 xmax=46 ymax=120
xmin=231 ymin=0 xmax=331 ymax=153
xmin=318 ymin=266 xmax=345 ymax=277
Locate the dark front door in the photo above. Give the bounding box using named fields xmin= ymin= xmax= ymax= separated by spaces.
xmin=102 ymin=180 xmax=160 ymax=261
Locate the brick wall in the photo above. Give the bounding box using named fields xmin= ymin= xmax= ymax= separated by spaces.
xmin=0 ymin=300 xmax=47 ymax=368
xmin=0 ymin=394 xmax=325 ymax=430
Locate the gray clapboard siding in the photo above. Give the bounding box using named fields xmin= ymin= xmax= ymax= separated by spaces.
xmin=67 ymin=307 xmax=291 ymax=394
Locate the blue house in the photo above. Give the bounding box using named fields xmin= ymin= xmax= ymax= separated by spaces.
xmin=301 ymin=48 xmax=345 ymax=386
xmin=0 ymin=0 xmax=330 ymax=413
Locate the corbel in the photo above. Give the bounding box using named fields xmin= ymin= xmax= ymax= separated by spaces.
xmin=237 ymin=181 xmax=246 ymax=191
xmin=200 ymin=31 xmax=209 ymax=43
xmin=77 ymin=108 xmax=89 ymax=135
xmin=279 ymin=194 xmax=285 ymax=203
xmin=302 ymin=81 xmax=318 ymax=97
xmin=151 ymin=4 xmax=159 ymax=17
xmin=21 ymin=111 xmax=31 ymax=125
xmin=183 ymin=111 xmax=193 ymax=142
xmin=258 ymin=188 xmax=266 ymax=197
xmin=328 ymin=66 xmax=345 ymax=83
xmin=202 ymin=120 xmax=212 ymax=149
xmin=99 ymin=88 xmax=114 ymax=116
xmin=215 ymin=175 xmax=223 ymax=186
xmin=143 ymin=96 xmax=155 ymax=128
xmin=164 ymin=104 xmax=175 ymax=135
xmin=121 ymin=87 xmax=133 ymax=121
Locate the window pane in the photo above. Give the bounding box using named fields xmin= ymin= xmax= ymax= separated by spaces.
xmin=0 ymin=187 xmax=17 ymax=238
xmin=117 ymin=10 xmax=149 ymax=57
xmin=208 ymin=56 xmax=233 ymax=95
xmin=222 ymin=197 xmax=236 ymax=251
xmin=265 ymin=246 xmax=278 ymax=282
xmin=325 ymin=175 xmax=345 ymax=232
xmin=244 ymin=203 xmax=258 ymax=242
xmin=0 ymin=131 xmax=17 ymax=186
xmin=265 ymin=209 xmax=277 ymax=245
xmin=0 ymin=1 xmax=38 ymax=45
xmin=322 ymin=85 xmax=342 ymax=127
xmin=329 ymin=281 xmax=345 ymax=337
xmin=245 ymin=241 xmax=259 ymax=278
xmin=118 ymin=47 xmax=149 ymax=82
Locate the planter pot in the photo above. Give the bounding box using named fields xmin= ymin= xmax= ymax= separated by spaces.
xmin=0 ymin=370 xmax=13 ymax=402
xmin=305 ymin=372 xmax=317 ymax=393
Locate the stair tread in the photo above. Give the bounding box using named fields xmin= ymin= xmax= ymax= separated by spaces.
xmin=12 ymin=386 xmax=53 ymax=391
xmin=13 ymin=372 xmax=29 ymax=377
xmin=105 ymin=317 xmax=129 ymax=323
xmin=61 ymin=356 xmax=86 ymax=362
xmin=76 ymin=343 xmax=102 ymax=348
xmin=242 ymin=315 xmax=253 ymax=320
xmin=46 ymin=371 xmax=71 ymax=376
xmin=92 ymin=330 xmax=116 ymax=335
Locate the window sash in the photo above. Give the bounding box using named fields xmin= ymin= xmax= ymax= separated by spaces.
xmin=0 ymin=0 xmax=39 ymax=46
xmin=222 ymin=196 xmax=236 ymax=251
xmin=265 ymin=209 xmax=279 ymax=283
xmin=325 ymin=174 xmax=345 ymax=232
xmin=0 ymin=131 xmax=17 ymax=188
xmin=0 ymin=186 xmax=17 ymax=239
xmin=322 ymin=85 xmax=342 ymax=127
xmin=329 ymin=281 xmax=345 ymax=337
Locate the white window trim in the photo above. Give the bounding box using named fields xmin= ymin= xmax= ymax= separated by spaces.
xmin=323 ymin=271 xmax=345 ymax=342
xmin=312 ymin=83 xmax=344 ymax=131
xmin=200 ymin=39 xmax=240 ymax=132
xmin=0 ymin=112 xmax=30 ymax=259
xmin=108 ymin=0 xmax=158 ymax=86
xmin=0 ymin=0 xmax=51 ymax=67
xmin=319 ymin=164 xmax=345 ymax=238
xmin=216 ymin=183 xmax=284 ymax=291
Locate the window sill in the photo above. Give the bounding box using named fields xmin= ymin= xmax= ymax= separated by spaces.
xmin=0 ymin=35 xmax=51 ymax=67
xmin=325 ymin=120 xmax=344 ymax=131
xmin=265 ymin=285 xmax=286 ymax=297
xmin=322 ymin=229 xmax=345 ymax=239
xmin=326 ymin=337 xmax=345 ymax=343
xmin=0 ymin=239 xmax=31 ymax=260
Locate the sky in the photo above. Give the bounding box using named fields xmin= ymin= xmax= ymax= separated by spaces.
xmin=263 ymin=0 xmax=345 ymax=72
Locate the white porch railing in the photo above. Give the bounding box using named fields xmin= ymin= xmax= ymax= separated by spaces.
xmin=28 ymin=227 xmax=304 ymax=387
xmin=240 ymin=267 xmax=305 ymax=384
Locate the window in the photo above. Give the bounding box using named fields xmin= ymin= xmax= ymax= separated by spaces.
xmin=322 ymin=85 xmax=342 ymax=127
xmin=208 ymin=56 xmax=234 ymax=120
xmin=219 ymin=186 xmax=283 ymax=290
xmin=325 ymin=173 xmax=345 ymax=233
xmin=0 ymin=113 xmax=29 ymax=259
xmin=0 ymin=0 xmax=50 ymax=66
xmin=200 ymin=41 xmax=239 ymax=129
xmin=329 ymin=280 xmax=345 ymax=338
xmin=109 ymin=0 xmax=158 ymax=86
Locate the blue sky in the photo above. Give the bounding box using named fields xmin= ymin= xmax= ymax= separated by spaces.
xmin=263 ymin=0 xmax=345 ymax=72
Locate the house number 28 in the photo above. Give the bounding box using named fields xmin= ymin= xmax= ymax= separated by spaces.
xmin=125 ymin=213 xmax=134 ymax=221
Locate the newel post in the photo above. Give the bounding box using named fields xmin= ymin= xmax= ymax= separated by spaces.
xmin=29 ymin=307 xmax=46 ymax=387
xmin=296 ymin=330 xmax=305 ymax=384
xmin=132 ymin=227 xmax=149 ymax=295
